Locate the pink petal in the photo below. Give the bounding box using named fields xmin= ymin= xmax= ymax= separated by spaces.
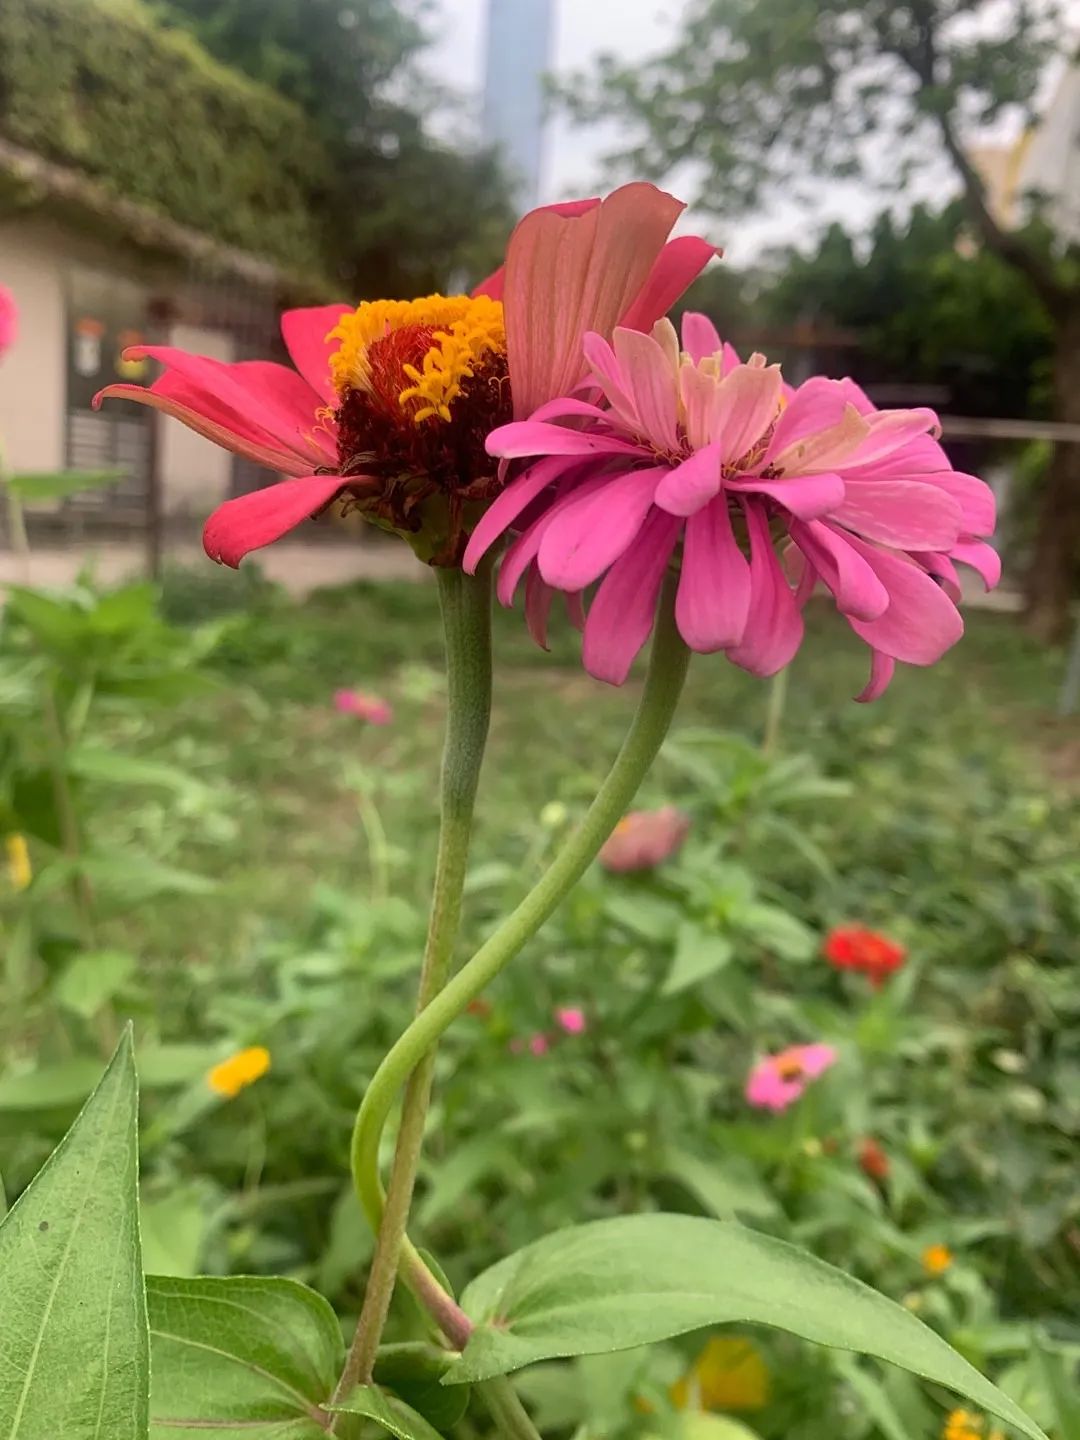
xmin=525 ymin=565 xmax=556 ymax=649
xmin=538 ymin=469 xmax=661 ymax=590
xmin=838 ymin=377 xmax=876 ymax=415
xmin=725 ymin=502 xmax=804 ymax=677
xmin=922 ymin=472 xmax=996 ymax=537
xmin=676 ymin=495 xmax=751 ymax=651
xmin=486 ymin=420 xmax=644 ymax=460
xmin=612 ymin=327 xmax=679 ymax=450
xmin=951 ymin=539 xmax=1002 ymax=591
xmin=582 ymin=509 xmax=682 ymax=684
xmin=502 ymin=182 xmax=685 ymax=419
xmin=726 ymin=472 xmax=844 ymax=519
xmin=768 ymin=377 xmax=849 ymax=456
xmin=842 ymin=408 xmax=941 ymax=469
xmin=679 ymin=364 xmax=721 ymax=452
xmin=717 ymin=363 xmax=784 ymax=464
xmin=789 ymin=520 xmax=890 ymax=621
xmin=473 ymin=198 xmax=602 ymax=300
xmin=618 ymin=234 xmax=719 ymax=333
xmin=496 ymin=476 xmax=609 ymax=604
xmin=768 ymin=402 xmax=870 ymax=475
xmin=797 ymin=1043 xmax=838 ymax=1078
xmin=855 ymin=650 xmax=897 ymax=703
xmin=654 ymin=442 xmax=724 ymax=516
xmin=203 ymin=475 xmax=347 ymax=568
xmin=830 ymin=479 xmax=962 ymax=550
xmin=841 ymin=533 xmax=965 ymax=664
xmin=281 ymin=303 xmax=351 ymax=405
xmin=463 ymin=456 xmax=581 ymax=572
xmin=681 ymin=312 xmax=722 ymax=363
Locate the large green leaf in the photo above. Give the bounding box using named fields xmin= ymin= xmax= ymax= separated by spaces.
xmin=331 ymin=1385 xmax=445 ymax=1440
xmin=446 ymin=1214 xmax=1045 ymax=1440
xmin=146 ymin=1274 xmax=342 ymax=1437
xmin=0 ymin=1029 xmax=148 ymax=1439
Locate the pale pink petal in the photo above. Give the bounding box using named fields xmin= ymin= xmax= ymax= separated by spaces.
xmin=768 ymin=402 xmax=870 ymax=475
xmin=203 ymin=475 xmax=346 ymax=567
xmin=473 ymin=198 xmax=602 ymax=300
xmin=838 ymin=377 xmax=876 ymax=415
xmin=789 ymin=520 xmax=890 ymax=621
xmin=463 ymin=456 xmax=583 ymax=572
xmin=855 ymin=650 xmax=897 ymax=703
xmin=841 ymin=533 xmax=965 ymax=664
xmin=612 ymin=327 xmax=680 ymax=450
xmin=830 ymin=479 xmax=962 ymax=550
xmin=921 ymin=471 xmax=996 ymax=537
xmin=842 ymin=408 xmax=941 ymax=469
xmin=721 ymin=342 xmax=742 ymax=376
xmin=582 ymin=509 xmax=682 ymax=684
xmin=581 ymin=331 xmax=639 ymax=426
xmin=281 ymin=303 xmax=351 ymax=404
xmin=725 ymin=472 xmax=844 ymax=519
xmin=951 ymin=539 xmax=1002 ymax=590
xmin=681 ymin=312 xmax=722 ymax=364
xmin=538 ymin=468 xmax=661 ymax=590
xmin=725 ymin=502 xmax=804 ymax=677
xmin=768 ymin=377 xmax=849 ymax=456
xmin=486 ymin=419 xmax=644 ymax=460
xmin=618 ymin=234 xmax=719 ymax=333
xmin=502 ymin=182 xmax=686 ymax=418
xmin=716 ymin=364 xmax=784 ymax=464
xmin=679 ymin=364 xmax=722 ymax=452
xmin=676 ymin=495 xmax=751 ymax=651
xmin=653 ymin=441 xmax=724 ymax=516
xmin=797 ymin=1043 xmax=838 ymax=1078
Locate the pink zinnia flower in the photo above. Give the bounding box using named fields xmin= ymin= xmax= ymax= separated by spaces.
xmin=0 ymin=284 xmax=18 ymax=361
xmin=598 ymin=805 xmax=690 ymax=872
xmin=554 ymin=1006 xmax=587 ymax=1035
xmin=96 ymin=186 xmax=714 ymax=569
xmin=745 ymin=1043 xmax=837 ymax=1112
xmin=333 ymin=688 xmax=393 ymax=724
xmin=464 ymin=313 xmax=997 ymax=698
xmin=528 ymin=1033 xmax=551 ymax=1057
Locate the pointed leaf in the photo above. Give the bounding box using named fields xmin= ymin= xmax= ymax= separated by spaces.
xmin=0 ymin=1029 xmax=149 ymax=1439
xmin=446 ymin=1214 xmax=1045 ymax=1440
xmin=146 ymin=1274 xmax=341 ymax=1437
xmin=662 ymin=925 xmax=734 ymax=995
xmin=331 ymin=1385 xmax=446 ymax=1440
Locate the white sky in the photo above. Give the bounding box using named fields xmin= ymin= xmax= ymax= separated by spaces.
xmin=421 ymin=0 xmax=1079 ymax=265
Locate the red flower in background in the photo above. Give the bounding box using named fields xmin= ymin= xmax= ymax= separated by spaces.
xmin=857 ymin=1136 xmax=891 ymax=1181
xmin=823 ymin=925 xmax=906 ymax=987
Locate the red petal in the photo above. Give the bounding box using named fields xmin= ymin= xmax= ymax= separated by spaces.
xmin=203 ymin=475 xmax=347 ymax=568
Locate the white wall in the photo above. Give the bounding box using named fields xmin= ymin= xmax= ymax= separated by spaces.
xmin=159 ymin=322 xmax=235 ymax=515
xmin=0 ymin=220 xmax=67 ymax=474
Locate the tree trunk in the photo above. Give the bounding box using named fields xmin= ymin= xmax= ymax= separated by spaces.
xmin=1025 ymin=301 xmax=1080 ymax=643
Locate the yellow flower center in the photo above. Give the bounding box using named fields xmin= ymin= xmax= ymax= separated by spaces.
xmin=328 ymin=294 xmax=506 ymax=425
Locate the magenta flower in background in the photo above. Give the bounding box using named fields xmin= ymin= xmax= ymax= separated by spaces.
xmin=334 ymin=689 xmax=393 ymax=725
xmin=0 ymin=284 xmax=18 ymax=361
xmin=555 ymin=1006 xmax=587 ymax=1035
xmin=598 ymin=805 xmax=690 ymax=872
xmin=465 ymin=313 xmax=998 ymax=698
xmin=745 ymin=1043 xmax=838 ymax=1112
xmin=528 ymin=1033 xmax=551 ymax=1057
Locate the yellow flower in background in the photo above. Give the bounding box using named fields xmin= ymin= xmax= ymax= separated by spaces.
xmin=5 ymin=833 xmax=32 ymax=891
xmin=671 ymin=1337 xmax=769 ymax=1413
xmin=942 ymin=1409 xmax=1005 ymax=1440
xmin=207 ymin=1046 xmax=271 ymax=1099
xmin=922 ymin=1243 xmax=954 ymax=1276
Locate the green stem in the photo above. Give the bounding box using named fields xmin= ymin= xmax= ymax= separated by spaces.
xmin=479 ymin=1376 xmax=545 ymax=1440
xmin=350 ymin=574 xmax=691 ymax=1329
xmin=762 ymin=664 xmax=789 ymax=757
xmin=334 ymin=564 xmax=493 ymax=1402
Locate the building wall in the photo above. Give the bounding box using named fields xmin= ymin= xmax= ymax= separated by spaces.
xmin=0 ymin=218 xmax=68 ymax=474
xmin=159 ymin=322 xmax=235 ymax=515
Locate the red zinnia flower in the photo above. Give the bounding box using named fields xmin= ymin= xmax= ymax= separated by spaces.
xmin=857 ymin=1136 xmax=891 ymax=1181
xmin=823 ymin=925 xmax=906 ymax=987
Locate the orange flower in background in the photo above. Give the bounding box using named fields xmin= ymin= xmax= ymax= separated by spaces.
xmin=823 ymin=925 xmax=906 ymax=987
xmin=598 ymin=805 xmax=690 ymax=872
xmin=857 ymin=1136 xmax=890 ymax=1182
xmin=943 ymin=1409 xmax=1005 ymax=1440
xmin=671 ymin=1336 xmax=769 ymax=1413
xmin=5 ymin=833 xmax=32 ymax=891
xmin=922 ymin=1242 xmax=954 ymax=1276
xmin=207 ymin=1046 xmax=271 ymax=1099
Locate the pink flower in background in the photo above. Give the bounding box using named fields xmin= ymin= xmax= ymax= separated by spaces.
xmin=0 ymin=284 xmax=18 ymax=361
xmin=745 ymin=1043 xmax=837 ymax=1112
xmin=334 ymin=689 xmax=393 ymax=725
xmin=598 ymin=805 xmax=690 ymax=872
xmin=465 ymin=313 xmax=997 ymax=697
xmin=96 ymin=185 xmax=714 ymax=569
xmin=528 ymin=1033 xmax=551 ymax=1057
xmin=555 ymin=1006 xmax=587 ymax=1035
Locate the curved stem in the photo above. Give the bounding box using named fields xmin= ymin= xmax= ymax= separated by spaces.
xmin=350 ymin=574 xmax=691 ymax=1317
xmin=479 ymin=1376 xmax=545 ymax=1440
xmin=334 ymin=563 xmax=493 ymax=1402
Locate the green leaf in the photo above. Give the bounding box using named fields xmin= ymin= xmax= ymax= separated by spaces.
xmin=0 ymin=1056 xmax=111 ymax=1111
xmin=662 ymin=924 xmax=734 ymax=996
xmin=68 ymin=747 xmax=213 ymax=799
xmin=661 ymin=1148 xmax=778 ymax=1221
xmin=139 ymin=1189 xmax=208 ymax=1278
xmin=0 ymin=1029 xmax=149 ymax=1439
xmin=146 ymin=1274 xmax=341 ymax=1437
xmin=332 ymin=1384 xmax=446 ymax=1440
xmin=735 ymin=903 xmax=815 ymax=961
xmin=55 ymin=949 xmax=137 ymax=1019
xmin=373 ymin=1342 xmax=470 ymax=1431
xmin=648 ymin=1418 xmax=762 ymax=1440
xmin=447 ymin=1214 xmax=1046 ymax=1440
xmin=8 ymin=469 xmax=124 ymax=502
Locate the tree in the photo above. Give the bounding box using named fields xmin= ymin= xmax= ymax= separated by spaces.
xmin=568 ymin=0 xmax=1079 ymax=639
xmin=154 ymin=0 xmax=514 ymax=294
